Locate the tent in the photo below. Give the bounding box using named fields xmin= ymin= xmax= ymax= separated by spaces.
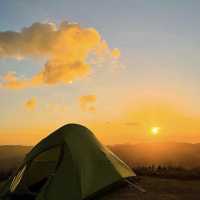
xmin=0 ymin=124 xmax=135 ymax=200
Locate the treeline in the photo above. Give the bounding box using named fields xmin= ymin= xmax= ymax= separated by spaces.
xmin=134 ymin=165 xmax=200 ymax=180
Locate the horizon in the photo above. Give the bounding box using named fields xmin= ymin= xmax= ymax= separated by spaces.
xmin=1 ymin=141 xmax=200 ymax=147
xmin=1 ymin=1 xmax=200 ymax=145
xmin=1 ymin=135 xmax=200 ymax=146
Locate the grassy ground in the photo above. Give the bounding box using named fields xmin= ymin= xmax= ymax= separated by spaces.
xmin=0 ymin=180 xmax=6 ymax=193
xmin=99 ymin=176 xmax=200 ymax=200
xmin=0 ymin=177 xmax=199 ymax=199
xmin=0 ymin=181 xmax=5 ymax=188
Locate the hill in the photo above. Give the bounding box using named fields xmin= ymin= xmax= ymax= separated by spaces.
xmin=0 ymin=143 xmax=200 ymax=199
xmin=1 ymin=142 xmax=200 ymax=171
xmin=0 ymin=145 xmax=32 ymax=171
xmin=109 ymin=142 xmax=200 ymax=169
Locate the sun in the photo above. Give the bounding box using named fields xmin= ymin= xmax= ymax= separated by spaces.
xmin=151 ymin=127 xmax=160 ymax=135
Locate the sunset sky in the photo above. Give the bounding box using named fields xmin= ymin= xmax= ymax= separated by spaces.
xmin=1 ymin=0 xmax=200 ymax=145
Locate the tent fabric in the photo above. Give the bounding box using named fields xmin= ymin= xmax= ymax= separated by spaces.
xmin=0 ymin=123 xmax=135 ymax=200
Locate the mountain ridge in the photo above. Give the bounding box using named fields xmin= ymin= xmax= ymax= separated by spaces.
xmin=0 ymin=142 xmax=200 ymax=170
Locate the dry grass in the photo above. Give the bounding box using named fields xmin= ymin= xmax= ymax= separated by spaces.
xmin=1 ymin=176 xmax=199 ymax=199
xmin=98 ymin=176 xmax=200 ymax=200
xmin=0 ymin=180 xmax=6 ymax=190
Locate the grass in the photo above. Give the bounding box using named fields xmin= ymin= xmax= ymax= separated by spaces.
xmin=0 ymin=176 xmax=199 ymax=199
xmin=1 ymin=167 xmax=200 ymax=199
xmin=134 ymin=166 xmax=200 ymax=180
xmin=98 ymin=176 xmax=200 ymax=200
xmin=0 ymin=180 xmax=6 ymax=190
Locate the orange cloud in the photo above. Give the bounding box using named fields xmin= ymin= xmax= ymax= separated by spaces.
xmin=0 ymin=21 xmax=120 ymax=89
xmin=25 ymin=97 xmax=37 ymax=111
xmin=79 ymin=95 xmax=96 ymax=112
xmin=111 ymin=48 xmax=121 ymax=59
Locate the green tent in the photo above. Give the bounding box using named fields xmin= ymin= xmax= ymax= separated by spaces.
xmin=0 ymin=124 xmax=135 ymax=199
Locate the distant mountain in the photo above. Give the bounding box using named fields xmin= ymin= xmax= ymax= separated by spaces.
xmin=1 ymin=143 xmax=200 ymax=171
xmin=0 ymin=145 xmax=32 ymax=170
xmin=109 ymin=142 xmax=200 ymax=169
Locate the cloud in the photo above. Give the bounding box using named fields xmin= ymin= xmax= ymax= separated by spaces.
xmin=111 ymin=48 xmax=121 ymax=59
xmin=25 ymin=97 xmax=37 ymax=111
xmin=79 ymin=95 xmax=96 ymax=112
xmin=0 ymin=21 xmax=120 ymax=89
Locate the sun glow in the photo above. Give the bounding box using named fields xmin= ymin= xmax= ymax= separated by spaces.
xmin=151 ymin=127 xmax=160 ymax=135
